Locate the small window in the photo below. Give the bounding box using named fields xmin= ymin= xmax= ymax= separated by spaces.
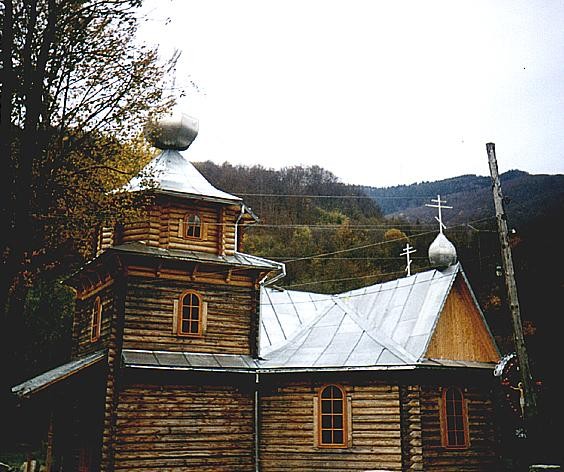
xmin=318 ymin=385 xmax=347 ymax=447
xmin=90 ymin=296 xmax=102 ymax=342
xmin=185 ymin=213 xmax=201 ymax=238
xmin=178 ymin=291 xmax=202 ymax=336
xmin=441 ymin=387 xmax=469 ymax=449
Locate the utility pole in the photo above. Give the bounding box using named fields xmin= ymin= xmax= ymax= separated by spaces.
xmin=486 ymin=143 xmax=539 ymax=431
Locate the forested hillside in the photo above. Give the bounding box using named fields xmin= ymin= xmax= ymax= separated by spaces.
xmin=364 ymin=170 xmax=564 ymax=229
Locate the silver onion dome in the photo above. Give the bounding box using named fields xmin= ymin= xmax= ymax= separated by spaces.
xmin=145 ymin=111 xmax=199 ymax=150
xmin=428 ymin=233 xmax=457 ymax=268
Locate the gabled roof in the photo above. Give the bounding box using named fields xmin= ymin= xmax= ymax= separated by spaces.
xmin=125 ymin=149 xmax=241 ymax=204
xmin=259 ymin=263 xmax=498 ymax=370
xmin=338 ymin=264 xmax=460 ymax=361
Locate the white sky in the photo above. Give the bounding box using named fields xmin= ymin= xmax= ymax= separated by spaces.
xmin=138 ymin=0 xmax=564 ymax=187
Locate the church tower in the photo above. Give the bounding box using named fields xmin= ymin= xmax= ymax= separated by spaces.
xmin=62 ymin=112 xmax=283 ymax=471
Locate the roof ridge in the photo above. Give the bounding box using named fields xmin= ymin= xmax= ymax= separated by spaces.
xmin=333 ymin=297 xmax=417 ymax=364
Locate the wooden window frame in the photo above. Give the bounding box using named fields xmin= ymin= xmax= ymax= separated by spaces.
xmin=90 ymin=296 xmax=102 ymax=342
xmin=440 ymin=386 xmax=470 ymax=450
xmin=177 ymin=291 xmax=203 ymax=337
xmin=184 ymin=212 xmax=202 ymax=239
xmin=317 ymin=384 xmax=348 ymax=448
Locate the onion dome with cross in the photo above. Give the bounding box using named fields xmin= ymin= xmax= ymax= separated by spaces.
xmin=426 ymin=195 xmax=457 ymax=268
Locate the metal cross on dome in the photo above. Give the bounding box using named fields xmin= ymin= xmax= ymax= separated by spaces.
xmin=425 ymin=194 xmax=452 ymax=234
xmin=400 ymin=243 xmax=417 ymax=277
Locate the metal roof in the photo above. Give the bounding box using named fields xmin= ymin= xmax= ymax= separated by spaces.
xmin=122 ymin=349 xmax=258 ymax=373
xmin=338 ymin=264 xmax=460 ymax=361
xmin=111 ymin=242 xmax=282 ymax=271
xmin=124 ymin=149 xmax=241 ymax=204
xmin=258 ymin=264 xmax=495 ymax=370
xmin=12 ymin=350 xmax=106 ymax=398
xmin=259 ymin=287 xmax=333 ymax=355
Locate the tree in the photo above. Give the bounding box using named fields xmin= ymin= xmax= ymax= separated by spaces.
xmin=0 ymin=0 xmax=177 ymax=396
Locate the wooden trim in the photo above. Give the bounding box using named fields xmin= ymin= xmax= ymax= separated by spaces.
xmin=184 ymin=212 xmax=203 ymax=240
xmin=317 ymin=384 xmax=348 ymax=449
xmin=90 ymin=296 xmax=102 ymax=342
xmin=172 ymin=299 xmax=179 ymax=334
xmin=201 ymin=301 xmax=208 ymax=334
xmin=440 ymin=386 xmax=470 ymax=450
xmin=176 ymin=290 xmax=204 ymax=337
xmin=77 ymin=278 xmax=114 ymax=301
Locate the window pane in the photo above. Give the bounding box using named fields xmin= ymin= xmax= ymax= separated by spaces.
xmin=321 ymin=400 xmax=331 ymax=413
xmin=190 ymin=321 xmax=199 ymax=333
xmin=333 ymin=400 xmax=343 ymax=414
xmin=331 ymin=386 xmax=342 ymax=398
xmin=333 ymin=415 xmax=343 ymax=429
xmin=455 ymin=416 xmax=464 ymax=431
xmin=448 ymin=431 xmax=456 ymax=446
xmin=191 ymin=306 xmax=199 ymax=320
xmin=321 ymin=415 xmax=331 ymax=428
xmin=181 ymin=320 xmax=190 ymax=333
xmin=321 ymin=430 xmax=332 ymax=444
xmin=333 ymin=430 xmax=343 ymax=444
xmin=454 ymin=400 xmax=463 ymax=415
xmin=455 ymin=431 xmax=465 ymax=445
xmin=447 ymin=415 xmax=455 ymax=430
xmin=321 ymin=387 xmax=332 ymax=399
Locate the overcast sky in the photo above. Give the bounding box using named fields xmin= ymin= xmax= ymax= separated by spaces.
xmin=138 ymin=0 xmax=564 ymax=187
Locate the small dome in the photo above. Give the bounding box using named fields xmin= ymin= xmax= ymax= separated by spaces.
xmin=145 ymin=111 xmax=199 ymax=150
xmin=428 ymin=233 xmax=457 ymax=268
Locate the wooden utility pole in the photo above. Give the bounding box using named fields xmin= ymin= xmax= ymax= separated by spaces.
xmin=486 ymin=143 xmax=539 ymax=426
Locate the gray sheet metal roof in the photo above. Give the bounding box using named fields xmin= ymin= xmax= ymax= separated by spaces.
xmin=260 ymin=287 xmax=333 ymax=355
xmin=125 ymin=149 xmax=241 ymax=204
xmin=111 ymin=242 xmax=282 ymax=271
xmin=258 ymin=298 xmax=414 ymax=370
xmin=258 ymin=264 xmax=491 ymax=370
xmin=12 ymin=350 xmax=106 ymax=398
xmin=122 ymin=349 xmax=258 ymax=372
xmin=338 ymin=264 xmax=460 ymax=361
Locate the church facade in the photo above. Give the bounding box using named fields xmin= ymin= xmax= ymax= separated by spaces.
xmin=13 ymin=113 xmax=502 ymax=471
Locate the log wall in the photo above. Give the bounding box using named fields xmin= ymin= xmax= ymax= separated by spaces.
xmin=113 ymin=382 xmax=255 ymax=471
xmin=72 ymin=280 xmax=116 ymax=358
xmin=259 ymin=379 xmax=403 ymax=472
xmin=97 ymin=200 xmax=241 ymax=256
xmin=419 ymin=384 xmax=499 ymax=471
xmin=122 ymin=275 xmax=259 ymax=354
xmin=399 ymin=385 xmax=423 ymax=471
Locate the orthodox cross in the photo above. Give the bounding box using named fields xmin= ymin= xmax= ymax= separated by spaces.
xmin=425 ymin=195 xmax=452 ymax=234
xmin=400 ymin=243 xmax=417 ymax=277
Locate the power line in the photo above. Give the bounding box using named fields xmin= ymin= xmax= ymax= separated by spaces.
xmin=237 ymin=193 xmax=443 ymax=199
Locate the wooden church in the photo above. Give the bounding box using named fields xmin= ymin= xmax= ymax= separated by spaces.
xmin=13 ymin=113 xmax=502 ymax=471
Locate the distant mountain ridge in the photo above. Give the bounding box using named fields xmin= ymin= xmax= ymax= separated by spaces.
xmin=363 ymin=170 xmax=564 ymax=228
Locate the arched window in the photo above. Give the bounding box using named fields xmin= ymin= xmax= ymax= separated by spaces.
xmin=90 ymin=296 xmax=102 ymax=342
xmin=185 ymin=213 xmax=201 ymax=238
xmin=441 ymin=387 xmax=469 ymax=449
xmin=178 ymin=291 xmax=202 ymax=336
xmin=318 ymin=385 xmax=346 ymax=447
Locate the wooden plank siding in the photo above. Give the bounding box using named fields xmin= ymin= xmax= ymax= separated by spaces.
xmin=259 ymin=380 xmax=403 ymax=472
xmin=420 ymin=384 xmax=499 ymax=471
xmin=425 ymin=275 xmax=500 ymax=363
xmin=122 ymin=275 xmax=260 ymax=354
xmin=113 ymin=382 xmax=255 ymax=471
